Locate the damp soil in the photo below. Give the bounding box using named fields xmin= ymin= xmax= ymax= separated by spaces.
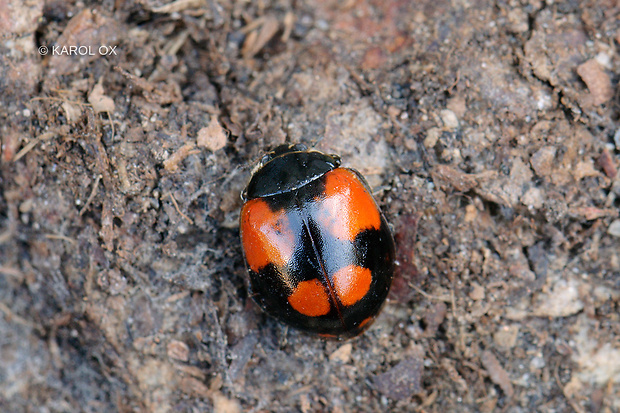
xmin=1 ymin=0 xmax=619 ymax=412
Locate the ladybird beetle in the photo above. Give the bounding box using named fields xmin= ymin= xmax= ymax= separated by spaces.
xmin=239 ymin=144 xmax=395 ymax=338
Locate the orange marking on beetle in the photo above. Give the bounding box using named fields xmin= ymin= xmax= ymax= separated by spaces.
xmin=357 ymin=316 xmax=374 ymax=330
xmin=287 ymin=279 xmax=331 ymax=316
xmin=332 ymin=265 xmax=372 ymax=306
xmin=240 ymin=199 xmax=295 ymax=273
xmin=316 ymin=169 xmax=381 ymax=241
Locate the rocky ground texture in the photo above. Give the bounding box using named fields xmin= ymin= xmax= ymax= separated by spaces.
xmin=0 ymin=0 xmax=618 ymax=412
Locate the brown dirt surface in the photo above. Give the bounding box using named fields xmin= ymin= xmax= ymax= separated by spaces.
xmin=1 ymin=0 xmax=619 ymax=412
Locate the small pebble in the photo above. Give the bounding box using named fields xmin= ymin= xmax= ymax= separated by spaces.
xmin=424 ymin=127 xmax=441 ymax=149
xmin=440 ymin=109 xmax=459 ymax=130
xmin=608 ymin=220 xmax=620 ymax=238
xmin=577 ymin=59 xmax=613 ymax=105
xmin=530 ymin=355 xmax=546 ymax=370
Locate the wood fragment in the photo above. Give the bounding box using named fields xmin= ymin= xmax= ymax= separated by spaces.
xmin=167 ymin=192 xmax=194 ymax=225
xmin=13 ymin=131 xmax=58 ymax=162
xmin=180 ymin=376 xmax=211 ymax=398
xmin=481 ymin=350 xmax=514 ymax=398
xmin=0 ymin=266 xmax=22 ymax=277
xmin=433 ymin=165 xmax=478 ymax=192
xmin=43 ymin=234 xmax=77 ymax=246
xmin=101 ymin=198 xmax=115 ymax=252
xmin=163 ymin=142 xmax=199 ymax=172
xmin=114 ymin=66 xmax=154 ymax=92
xmin=152 ymin=0 xmax=206 ymax=14
xmin=242 ymin=16 xmax=280 ymax=58
xmin=597 ymin=148 xmax=617 ymax=179
xmin=569 ymin=206 xmax=619 ymax=220
xmin=282 ymin=12 xmax=295 ymax=42
xmin=48 ymin=9 xmax=120 ymax=76
xmin=79 ymin=174 xmax=102 ymax=216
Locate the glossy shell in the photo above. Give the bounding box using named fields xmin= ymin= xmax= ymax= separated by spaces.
xmin=240 ymin=145 xmax=395 ymax=338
